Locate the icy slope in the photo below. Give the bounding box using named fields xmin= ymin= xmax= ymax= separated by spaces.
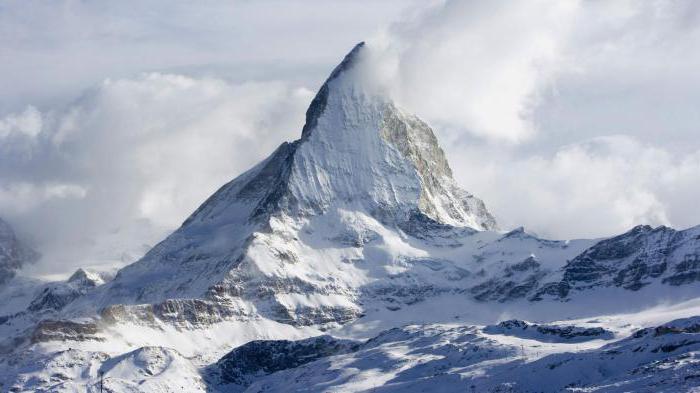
xmin=557 ymin=224 xmax=700 ymax=293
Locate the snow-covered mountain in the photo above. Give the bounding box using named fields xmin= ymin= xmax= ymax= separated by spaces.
xmin=64 ymin=41 xmax=499 ymax=326
xmin=2 ymin=43 xmax=700 ymax=392
xmin=0 ymin=217 xmax=38 ymax=287
xmin=234 ymin=316 xmax=700 ymax=393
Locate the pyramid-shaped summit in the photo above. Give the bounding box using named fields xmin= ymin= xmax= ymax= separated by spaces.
xmin=79 ymin=43 xmax=497 ymax=326
xmin=185 ymin=41 xmax=496 ymax=231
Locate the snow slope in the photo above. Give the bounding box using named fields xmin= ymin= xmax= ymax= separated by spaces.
xmin=244 ymin=316 xmax=700 ymax=393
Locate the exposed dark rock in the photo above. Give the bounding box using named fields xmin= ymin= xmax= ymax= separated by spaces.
xmin=633 ymin=317 xmax=700 ymax=338
xmin=484 ymin=319 xmax=614 ymax=343
xmin=100 ymin=298 xmax=249 ymax=327
xmin=471 ymin=273 xmax=544 ymax=302
xmin=529 ymin=281 xmax=570 ymax=301
xmin=367 ymin=282 xmax=443 ymax=306
xmin=614 ymin=258 xmax=667 ymax=290
xmin=505 ymin=256 xmax=541 ymax=276
xmin=184 ymin=140 xmax=300 ymax=226
xmin=664 ymin=255 xmax=700 ymax=286
xmin=398 ymin=210 xmax=475 ymax=245
xmin=497 ymin=227 xmax=562 ymax=248
xmin=30 ymin=320 xmax=101 ymax=343
xmin=27 ymin=269 xmax=106 ymax=313
xmin=269 ymin=304 xmax=362 ymax=327
xmin=28 ymin=285 xmax=82 ymax=313
xmin=552 ymin=225 xmax=700 ymax=297
xmin=215 ymin=335 xmax=359 ymax=387
xmin=562 ymin=255 xmax=612 ymax=284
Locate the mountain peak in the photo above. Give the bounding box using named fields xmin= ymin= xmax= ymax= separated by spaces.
xmin=301 ymin=42 xmax=366 ymax=139
xmin=293 ymin=42 xmax=496 ymax=230
xmin=184 ymin=42 xmax=495 ymax=232
xmin=86 ymin=42 xmax=497 ymax=310
xmin=326 ymin=41 xmax=366 ymax=82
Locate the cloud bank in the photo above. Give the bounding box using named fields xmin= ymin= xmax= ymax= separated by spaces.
xmin=367 ymin=0 xmax=577 ymax=142
xmin=363 ymin=0 xmax=700 ymax=237
xmin=0 ymin=74 xmax=311 ymax=275
xmin=448 ymin=136 xmax=700 ymax=239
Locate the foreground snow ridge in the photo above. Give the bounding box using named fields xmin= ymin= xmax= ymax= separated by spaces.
xmin=5 ymin=316 xmax=700 ymax=392
xmin=2 ymin=43 xmax=700 ymax=392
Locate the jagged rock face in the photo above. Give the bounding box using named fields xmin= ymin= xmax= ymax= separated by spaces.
xmin=465 ymin=228 xmax=587 ymax=303
xmin=27 ymin=268 xmax=108 ymax=314
xmin=553 ymin=225 xmax=700 ymax=295
xmin=288 ymin=42 xmax=496 ymax=229
xmin=214 ymin=335 xmax=358 ymax=388
xmin=469 ymin=225 xmax=700 ymax=302
xmin=67 ymin=268 xmax=107 ymax=288
xmin=0 ymin=218 xmax=38 ymax=286
xmin=30 ymin=320 xmax=102 ymax=344
xmin=236 ymin=318 xmax=700 ymax=393
xmin=470 ymin=253 xmax=546 ymax=302
xmin=484 ymin=319 xmax=614 ymax=342
xmin=379 ymin=106 xmax=496 ymax=230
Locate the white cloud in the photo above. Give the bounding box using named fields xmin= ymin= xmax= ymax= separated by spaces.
xmin=358 ymin=0 xmax=700 ymax=238
xmin=0 ymin=106 xmax=42 ymax=138
xmin=0 ymin=182 xmax=87 ymax=215
xmin=447 ymin=136 xmax=700 ymax=239
xmin=367 ymin=0 xmax=700 ymax=147
xmin=366 ymin=0 xmax=580 ymax=142
xmin=0 ymin=73 xmax=312 ymax=275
